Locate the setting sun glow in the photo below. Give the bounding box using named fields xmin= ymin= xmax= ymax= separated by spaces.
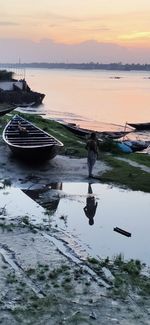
xmin=0 ymin=0 xmax=150 ymax=62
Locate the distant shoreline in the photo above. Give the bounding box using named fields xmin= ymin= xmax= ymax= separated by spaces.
xmin=1 ymin=62 xmax=150 ymax=72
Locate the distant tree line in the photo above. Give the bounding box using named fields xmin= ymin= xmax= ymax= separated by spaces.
xmin=1 ymin=62 xmax=150 ymax=71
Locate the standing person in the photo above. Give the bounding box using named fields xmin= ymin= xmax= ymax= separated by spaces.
xmin=85 ymin=132 xmax=98 ymax=178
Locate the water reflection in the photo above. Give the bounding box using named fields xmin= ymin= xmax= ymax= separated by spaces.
xmin=22 ymin=183 xmax=62 ymax=216
xmin=4 ymin=181 xmax=149 ymax=265
xmin=83 ymin=183 xmax=98 ymax=226
xmin=0 ymin=186 xmax=44 ymax=219
xmin=48 ymin=182 xmax=150 ymax=265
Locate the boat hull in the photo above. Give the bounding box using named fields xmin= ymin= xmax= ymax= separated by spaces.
xmin=3 ymin=115 xmax=63 ymax=161
xmin=127 ymin=122 xmax=150 ymax=130
xmin=0 ymin=105 xmax=16 ymax=116
xmin=61 ymin=122 xmax=91 ymax=137
xmin=7 ymin=143 xmax=58 ymax=161
xmin=61 ymin=122 xmax=132 ymax=139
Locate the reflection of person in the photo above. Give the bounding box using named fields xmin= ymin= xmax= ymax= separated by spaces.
xmin=83 ymin=184 xmax=98 ymax=225
xmin=85 ymin=132 xmax=98 ymax=178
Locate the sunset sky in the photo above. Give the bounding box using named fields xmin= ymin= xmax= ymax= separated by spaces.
xmin=0 ymin=0 xmax=150 ymax=62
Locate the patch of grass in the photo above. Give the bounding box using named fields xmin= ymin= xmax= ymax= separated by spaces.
xmin=0 ymin=115 xmax=11 ymax=135
xmin=12 ymin=294 xmax=61 ymax=323
xmin=114 ymin=256 xmax=142 ymax=276
xmin=87 ymin=256 xmax=110 ymax=268
xmin=87 ymin=257 xmax=108 ymax=275
xmin=6 ymin=273 xmax=18 ymax=284
xmin=0 ymin=206 xmax=7 ymax=216
xmin=87 ymin=257 xmax=99 ymax=264
xmin=3 ymin=179 xmax=12 ymax=187
xmin=20 ymin=216 xmax=38 ymax=234
xmin=139 ymin=281 xmax=150 ymax=295
xmin=20 ymin=281 xmax=26 ymax=287
xmin=22 ymin=215 xmax=29 ymax=225
xmin=26 ymin=268 xmax=36 ymax=276
xmin=37 ymin=273 xmax=46 ymax=281
xmin=61 ymin=281 xmax=73 ymax=291
xmin=48 ymin=268 xmax=62 ymax=280
xmin=53 ymin=283 xmax=60 ymax=288
xmin=16 ymin=286 xmax=23 ymax=294
xmin=29 ymin=225 xmax=37 ymax=233
xmin=0 ymin=222 xmax=13 ymax=232
xmin=125 ymin=152 xmax=150 ymax=168
xmin=111 ymin=256 xmax=150 ymax=299
xmin=47 ymin=264 xmax=71 ymax=283
xmin=100 ymin=154 xmax=150 ymax=192
xmin=43 ymin=264 xmax=49 ymax=271
xmin=63 ymin=276 xmax=71 ymax=283
xmin=86 ymin=254 xmax=150 ymax=299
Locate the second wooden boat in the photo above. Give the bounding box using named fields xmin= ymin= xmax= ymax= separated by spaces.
xmin=61 ymin=122 xmax=132 ymax=139
xmin=127 ymin=122 xmax=150 ymax=130
xmin=3 ymin=115 xmax=64 ymax=161
xmin=0 ymin=104 xmax=16 ymax=116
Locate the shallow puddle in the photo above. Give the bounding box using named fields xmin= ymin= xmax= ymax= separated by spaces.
xmin=0 ymin=182 xmax=150 ymax=265
xmin=45 ymin=182 xmax=150 ymax=264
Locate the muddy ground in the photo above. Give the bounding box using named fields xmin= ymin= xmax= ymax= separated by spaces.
xmin=0 ymin=139 xmax=150 ymax=324
xmin=0 ymin=138 xmax=110 ymax=186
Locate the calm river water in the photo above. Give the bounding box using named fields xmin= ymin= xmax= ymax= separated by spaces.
xmin=18 ymin=68 xmax=150 ymax=132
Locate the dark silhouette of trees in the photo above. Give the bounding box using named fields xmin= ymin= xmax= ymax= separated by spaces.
xmin=1 ymin=62 xmax=150 ymax=71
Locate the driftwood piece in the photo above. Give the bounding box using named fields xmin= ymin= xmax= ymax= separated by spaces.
xmin=113 ymin=227 xmax=131 ymax=237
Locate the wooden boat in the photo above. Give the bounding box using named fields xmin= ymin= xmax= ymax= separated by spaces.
xmin=0 ymin=79 xmax=45 ymax=106
xmin=3 ymin=115 xmax=64 ymax=161
xmin=0 ymin=104 xmax=16 ymax=116
xmin=61 ymin=122 xmax=131 ymax=139
xmin=61 ymin=122 xmax=91 ymax=137
xmin=100 ymin=130 xmax=131 ymax=139
xmin=127 ymin=122 xmax=150 ymax=130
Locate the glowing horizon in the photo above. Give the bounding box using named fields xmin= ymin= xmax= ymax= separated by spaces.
xmin=0 ymin=0 xmax=150 ymax=62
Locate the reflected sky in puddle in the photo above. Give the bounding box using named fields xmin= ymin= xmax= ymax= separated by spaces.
xmin=0 ymin=182 xmax=150 ymax=265
xmin=49 ymin=182 xmax=150 ymax=264
xmin=0 ymin=186 xmax=44 ymax=219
